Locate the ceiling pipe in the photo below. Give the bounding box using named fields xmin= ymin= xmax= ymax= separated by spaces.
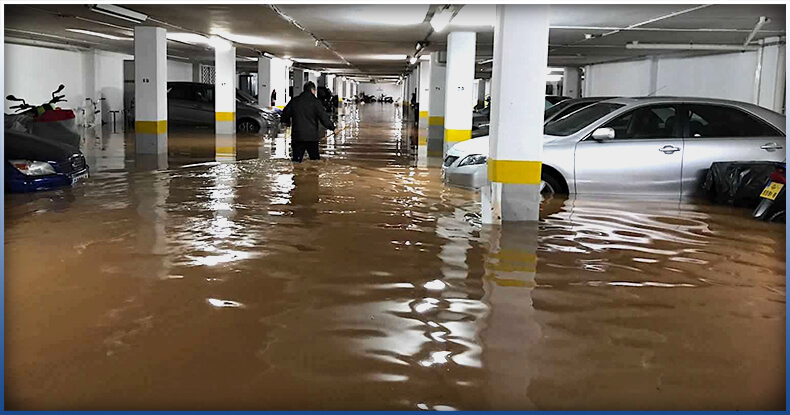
xmin=744 ymin=16 xmax=769 ymax=47
xmin=625 ymin=42 xmax=759 ymax=51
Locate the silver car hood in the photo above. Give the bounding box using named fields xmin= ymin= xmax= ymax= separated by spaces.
xmin=448 ymin=134 xmax=564 ymax=157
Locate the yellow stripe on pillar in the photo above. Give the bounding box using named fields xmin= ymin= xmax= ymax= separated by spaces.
xmin=428 ymin=116 xmax=444 ymax=126
xmin=215 ymin=112 xmax=235 ymax=122
xmin=135 ymin=120 xmax=167 ymax=134
xmin=487 ymin=159 xmax=542 ymax=185
xmin=445 ymin=129 xmax=471 ymax=143
xmin=418 ymin=136 xmax=428 ymax=146
xmin=419 ymin=111 xmax=428 ymax=119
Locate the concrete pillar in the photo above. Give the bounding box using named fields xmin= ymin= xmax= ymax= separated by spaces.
xmin=81 ymin=49 xmax=101 ymax=126
xmin=482 ymin=5 xmax=550 ymax=224
xmin=757 ymin=36 xmax=787 ymax=113
xmin=418 ymin=60 xmax=431 ymax=149
xmin=270 ymin=58 xmax=288 ymax=109
xmin=214 ymin=38 xmax=236 ymax=135
xmin=563 ymin=67 xmax=581 ymax=98
xmin=258 ymin=56 xmax=272 ymax=108
xmin=443 ymin=31 xmax=476 ymax=156
xmin=134 ymin=26 xmax=167 ymax=154
xmin=351 ymin=81 xmax=357 ymax=99
xmin=326 ymin=74 xmax=335 ymax=94
xmin=192 ymin=62 xmax=201 ymax=82
xmin=427 ymin=52 xmax=446 ymax=157
xmin=334 ymin=77 xmax=343 ymax=103
xmin=307 ymin=71 xmax=318 ymax=86
xmin=293 ymin=68 xmax=305 ymax=97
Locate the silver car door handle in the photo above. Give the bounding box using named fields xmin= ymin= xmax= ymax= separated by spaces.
xmin=761 ymin=143 xmax=784 ymax=151
xmin=659 ymin=145 xmax=681 ymax=154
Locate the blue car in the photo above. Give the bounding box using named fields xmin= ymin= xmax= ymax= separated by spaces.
xmin=5 ymin=129 xmax=89 ymax=193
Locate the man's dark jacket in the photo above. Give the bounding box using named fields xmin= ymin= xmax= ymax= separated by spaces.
xmin=281 ymin=91 xmax=336 ymax=142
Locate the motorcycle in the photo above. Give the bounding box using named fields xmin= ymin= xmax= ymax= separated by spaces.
xmin=5 ymin=84 xmax=81 ymax=148
xmin=753 ymin=162 xmax=786 ymax=223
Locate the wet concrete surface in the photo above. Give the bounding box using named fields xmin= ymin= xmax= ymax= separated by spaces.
xmin=5 ymin=103 xmax=785 ymax=410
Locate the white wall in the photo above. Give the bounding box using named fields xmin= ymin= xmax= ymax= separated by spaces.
xmin=583 ymin=43 xmax=786 ymax=113
xmin=167 ymin=60 xmax=193 ymax=82
xmin=584 ymin=59 xmax=653 ymax=97
xmin=96 ymin=50 xmax=133 ymax=118
xmin=4 ymin=44 xmax=86 ymax=113
xmin=655 ymin=52 xmax=757 ymax=102
xmin=5 ymin=43 xmax=195 ymax=117
xmin=359 ymin=82 xmax=401 ymax=100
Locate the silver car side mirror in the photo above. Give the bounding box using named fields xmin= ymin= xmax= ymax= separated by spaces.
xmin=591 ymin=127 xmax=615 ymax=141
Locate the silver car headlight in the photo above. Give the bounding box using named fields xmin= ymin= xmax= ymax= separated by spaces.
xmin=458 ymin=154 xmax=487 ymax=167
xmin=9 ymin=160 xmax=57 ymax=176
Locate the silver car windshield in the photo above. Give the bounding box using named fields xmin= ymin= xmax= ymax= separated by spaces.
xmin=544 ymin=103 xmax=624 ymax=136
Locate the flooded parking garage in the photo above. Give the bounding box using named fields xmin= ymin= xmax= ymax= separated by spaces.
xmin=4 ymin=104 xmax=785 ymax=410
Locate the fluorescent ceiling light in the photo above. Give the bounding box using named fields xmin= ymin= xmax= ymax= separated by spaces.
xmin=420 ymin=55 xmax=431 ymax=61
xmin=359 ymin=54 xmax=408 ymax=60
xmin=213 ymin=31 xmax=276 ymax=46
xmin=546 ymin=74 xmax=563 ymax=82
xmin=65 ymin=28 xmax=131 ymax=41
xmin=291 ymin=58 xmax=341 ymax=64
xmin=449 ymin=5 xmax=495 ymax=27
xmin=167 ymin=32 xmax=211 ymax=45
xmin=430 ymin=7 xmax=454 ymax=32
xmin=90 ymin=4 xmax=147 ymax=23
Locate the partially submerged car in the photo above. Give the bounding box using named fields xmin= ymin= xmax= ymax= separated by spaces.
xmin=444 ymin=97 xmax=786 ymax=197
xmin=5 ymin=129 xmax=89 ymax=193
xmin=167 ymin=82 xmax=280 ymax=134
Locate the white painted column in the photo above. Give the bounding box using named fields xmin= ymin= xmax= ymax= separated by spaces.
xmin=563 ymin=67 xmax=581 ymax=98
xmin=427 ymin=52 xmax=447 ymax=157
xmin=326 ymin=74 xmax=336 ymax=94
xmin=757 ymin=36 xmax=786 ymax=113
xmin=214 ymin=38 xmax=236 ymax=135
xmin=334 ymin=77 xmax=342 ymax=103
xmin=418 ymin=59 xmax=431 ymax=150
xmin=258 ymin=56 xmax=272 ymax=108
xmin=134 ymin=26 xmax=167 ymax=154
xmin=292 ymin=68 xmax=305 ymax=97
xmin=443 ymin=31 xmax=476 ymax=155
xmin=483 ymin=4 xmax=550 ymax=223
xmin=270 ymin=58 xmax=288 ymax=109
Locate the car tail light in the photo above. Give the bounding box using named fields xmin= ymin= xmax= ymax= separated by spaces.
xmin=770 ymin=169 xmax=785 ymax=185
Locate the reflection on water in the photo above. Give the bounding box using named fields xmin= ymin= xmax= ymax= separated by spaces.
xmin=5 ymin=104 xmax=784 ymax=410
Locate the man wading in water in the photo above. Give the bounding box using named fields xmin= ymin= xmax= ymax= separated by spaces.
xmin=281 ymin=81 xmax=338 ymax=163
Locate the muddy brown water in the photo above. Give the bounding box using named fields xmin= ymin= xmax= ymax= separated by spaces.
xmin=5 ymin=104 xmax=785 ymax=410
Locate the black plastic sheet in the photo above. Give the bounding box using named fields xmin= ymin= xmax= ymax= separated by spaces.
xmin=703 ymin=161 xmax=781 ymax=207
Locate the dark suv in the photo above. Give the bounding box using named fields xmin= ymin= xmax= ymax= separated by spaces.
xmin=167 ymin=82 xmax=280 ymax=134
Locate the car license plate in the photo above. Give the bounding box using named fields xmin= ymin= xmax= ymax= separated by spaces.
xmin=71 ymin=171 xmax=89 ymax=185
xmin=760 ymin=182 xmax=784 ymax=200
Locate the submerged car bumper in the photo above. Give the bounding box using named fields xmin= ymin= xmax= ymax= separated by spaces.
xmin=442 ymin=154 xmax=487 ymax=189
xmin=6 ymin=167 xmax=89 ymax=193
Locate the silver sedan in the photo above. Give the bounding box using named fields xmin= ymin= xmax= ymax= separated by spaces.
xmin=443 ymin=97 xmax=786 ymax=197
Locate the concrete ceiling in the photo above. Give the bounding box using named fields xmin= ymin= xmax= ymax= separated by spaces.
xmin=4 ymin=3 xmax=786 ymax=79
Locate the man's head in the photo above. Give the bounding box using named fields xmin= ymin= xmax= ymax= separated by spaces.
xmin=304 ymin=81 xmax=317 ymax=96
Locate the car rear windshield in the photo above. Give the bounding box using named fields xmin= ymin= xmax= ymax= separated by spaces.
xmin=544 ymin=103 xmax=624 ymax=136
